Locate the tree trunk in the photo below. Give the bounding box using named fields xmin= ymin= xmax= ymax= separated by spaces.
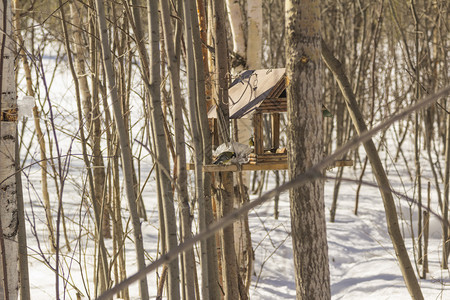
xmin=226 ymin=2 xmax=258 ymax=294
xmin=246 ymin=0 xmax=262 ymax=69
xmin=443 ymin=104 xmax=450 ymax=268
xmin=226 ymin=0 xmax=246 ymax=71
xmin=58 ymin=1 xmax=111 ymax=293
xmin=145 ymin=1 xmax=181 ymax=298
xmin=183 ymin=1 xmax=214 ymax=299
xmin=213 ymin=1 xmax=240 ymax=299
xmin=15 ymin=131 xmax=30 ymax=300
xmin=70 ymin=1 xmax=110 ymax=239
xmin=0 ymin=2 xmax=19 ymax=299
xmin=193 ymin=1 xmax=221 ymax=297
xmin=13 ymin=0 xmax=57 ymax=252
xmin=285 ymin=1 xmax=331 ymax=299
xmin=160 ymin=0 xmax=196 ymax=298
xmin=94 ymin=1 xmax=149 ymax=299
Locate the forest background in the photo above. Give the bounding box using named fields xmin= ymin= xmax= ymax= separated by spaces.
xmin=0 ymin=0 xmax=449 ymax=299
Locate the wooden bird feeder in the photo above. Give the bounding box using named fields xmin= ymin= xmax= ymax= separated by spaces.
xmin=196 ymin=68 xmax=352 ymax=172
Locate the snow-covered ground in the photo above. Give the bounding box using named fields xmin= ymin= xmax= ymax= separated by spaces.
xmin=249 ymin=167 xmax=450 ymax=299
xmin=18 ymin=57 xmax=450 ymax=299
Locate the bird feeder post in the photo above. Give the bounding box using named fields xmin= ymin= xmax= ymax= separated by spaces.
xmin=271 ymin=112 xmax=280 ymax=150
xmin=253 ymin=112 xmax=264 ymax=155
xmin=211 ymin=118 xmax=219 ymax=149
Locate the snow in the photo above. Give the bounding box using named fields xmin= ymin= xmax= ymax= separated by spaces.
xmin=18 ymin=57 xmax=450 ymax=299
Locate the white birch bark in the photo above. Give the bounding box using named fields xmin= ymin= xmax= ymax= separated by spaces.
xmin=226 ymin=0 xmax=246 ymax=72
xmin=0 ymin=2 xmax=18 ymax=299
xmin=246 ymin=0 xmax=262 ymax=69
xmin=226 ymin=2 xmax=259 ymax=295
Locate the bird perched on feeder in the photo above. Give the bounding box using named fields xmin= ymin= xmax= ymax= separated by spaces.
xmin=322 ymin=104 xmax=333 ymax=118
xmin=248 ymin=135 xmax=254 ymax=147
xmin=213 ymin=151 xmax=236 ymax=165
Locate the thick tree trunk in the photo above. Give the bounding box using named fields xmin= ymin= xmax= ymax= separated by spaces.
xmin=0 ymin=2 xmax=18 ymax=299
xmin=285 ymin=1 xmax=331 ymax=299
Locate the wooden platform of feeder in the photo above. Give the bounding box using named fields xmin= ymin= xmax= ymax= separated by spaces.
xmin=186 ymin=159 xmax=353 ymax=172
xmin=185 ymin=162 xmax=287 ymax=172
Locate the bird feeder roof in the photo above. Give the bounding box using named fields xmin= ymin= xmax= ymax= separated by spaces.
xmin=208 ymin=68 xmax=286 ymax=119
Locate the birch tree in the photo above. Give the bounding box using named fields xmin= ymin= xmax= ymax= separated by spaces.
xmin=0 ymin=1 xmax=19 ymax=299
xmin=246 ymin=0 xmax=262 ymax=69
xmin=286 ymin=0 xmax=331 ymax=299
xmin=226 ymin=0 xmax=246 ymax=71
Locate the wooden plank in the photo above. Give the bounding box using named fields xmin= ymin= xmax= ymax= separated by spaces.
xmin=258 ymin=102 xmax=287 ymax=107
xmin=333 ymin=160 xmax=353 ymax=167
xmin=256 ymin=107 xmax=287 ymax=114
xmin=253 ymin=112 xmax=263 ymax=155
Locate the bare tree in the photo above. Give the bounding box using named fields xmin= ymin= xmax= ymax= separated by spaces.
xmin=159 ymin=0 xmax=197 ymax=298
xmin=212 ymin=0 xmax=240 ymax=299
xmin=190 ymin=1 xmax=221 ymax=297
xmin=321 ymin=39 xmax=424 ymax=300
xmin=0 ymin=1 xmax=19 ymax=299
xmin=286 ymin=0 xmax=331 ymax=299
xmin=94 ymin=1 xmax=149 ymax=299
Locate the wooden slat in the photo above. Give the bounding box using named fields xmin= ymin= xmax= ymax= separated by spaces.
xmin=256 ymin=107 xmax=287 ymax=114
xmin=333 ymin=160 xmax=353 ymax=167
xmin=253 ymin=113 xmax=263 ymax=155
